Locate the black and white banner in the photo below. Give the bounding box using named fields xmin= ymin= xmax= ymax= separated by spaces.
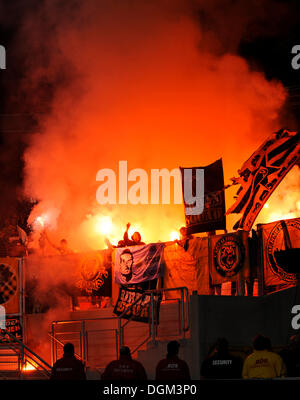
xmin=113 ymin=287 xmax=161 ymax=324
xmin=227 ymin=129 xmax=300 ymax=231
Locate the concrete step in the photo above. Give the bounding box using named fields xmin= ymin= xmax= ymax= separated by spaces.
xmin=0 ymin=370 xmax=50 ymax=380
xmin=0 ymin=345 xmax=20 ymax=370
xmin=0 ymin=345 xmax=20 ymax=353
xmin=69 ymin=300 xmax=182 ymax=321
xmin=0 ymin=370 xmax=21 ymax=379
xmin=59 ymin=302 xmax=182 ymax=334
xmin=0 ymin=363 xmax=20 ymax=371
xmin=0 ymin=357 xmax=19 ymax=362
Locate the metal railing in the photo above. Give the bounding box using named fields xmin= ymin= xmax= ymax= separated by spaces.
xmin=48 ymin=333 xmax=83 ymax=362
xmin=50 ymin=286 xmax=189 ymax=366
xmin=117 ymin=287 xmax=189 ymax=353
xmin=0 ymin=329 xmax=51 ymax=378
xmin=50 ymin=316 xmax=119 ymax=365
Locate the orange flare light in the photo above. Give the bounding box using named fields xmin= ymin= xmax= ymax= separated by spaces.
xmin=23 ymin=362 xmax=37 ymax=372
xmin=36 ymin=216 xmax=45 ymax=227
xmin=170 ymin=231 xmax=180 ymax=241
xmin=95 ymin=216 xmax=113 ymax=235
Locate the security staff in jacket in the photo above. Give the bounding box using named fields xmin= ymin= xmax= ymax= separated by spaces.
xmin=155 ymin=340 xmax=191 ymax=381
xmin=200 ymin=337 xmax=243 ymax=379
xmin=101 ymin=346 xmax=147 ymax=381
xmin=50 ymin=342 xmax=86 ymax=380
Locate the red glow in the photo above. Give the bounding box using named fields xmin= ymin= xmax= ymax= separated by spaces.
xmin=23 ymin=362 xmax=37 ymax=372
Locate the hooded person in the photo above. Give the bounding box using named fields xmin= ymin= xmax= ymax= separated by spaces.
xmin=50 ymin=342 xmax=86 ymax=380
xmin=200 ymin=337 xmax=243 ymax=379
xmin=155 ymin=340 xmax=191 ymax=381
xmin=101 ymin=346 xmax=147 ymax=381
xmin=117 ymin=223 xmax=145 ymax=247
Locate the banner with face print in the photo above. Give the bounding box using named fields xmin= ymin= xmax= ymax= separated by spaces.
xmin=114 ymin=243 xmax=165 ymax=285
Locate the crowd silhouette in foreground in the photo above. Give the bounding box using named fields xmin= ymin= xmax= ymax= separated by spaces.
xmin=201 ymin=335 xmax=287 ymax=379
xmin=50 ymin=334 xmax=300 ymax=380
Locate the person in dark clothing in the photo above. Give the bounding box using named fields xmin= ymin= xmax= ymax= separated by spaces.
xmin=105 ymin=223 xmax=145 ymax=250
xmin=101 ymin=346 xmax=147 ymax=381
xmin=155 ymin=340 xmax=191 ymax=381
xmin=209 ymin=274 xmax=222 ymax=295
xmin=50 ymin=342 xmax=86 ymax=380
xmin=176 ymin=227 xmax=194 ymax=252
xmin=118 ymin=223 xmax=145 ymax=247
xmin=279 ymin=334 xmax=300 ymax=377
xmin=44 ymin=230 xmax=73 ymax=255
xmin=0 ymin=216 xmax=27 ymax=257
xmin=207 ymin=231 xmax=222 ymax=295
xmin=201 ymin=337 xmax=243 ymax=379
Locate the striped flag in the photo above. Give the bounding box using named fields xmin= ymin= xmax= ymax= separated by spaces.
xmin=226 ymin=128 xmax=300 ymax=231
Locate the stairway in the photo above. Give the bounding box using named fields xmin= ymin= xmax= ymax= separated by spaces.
xmin=0 ymin=344 xmax=21 ymax=377
xmin=0 ymin=343 xmax=50 ymax=379
xmin=0 ymin=331 xmax=51 ymax=380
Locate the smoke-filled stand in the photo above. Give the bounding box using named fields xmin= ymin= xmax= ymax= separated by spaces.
xmin=0 ymin=129 xmax=298 ymax=379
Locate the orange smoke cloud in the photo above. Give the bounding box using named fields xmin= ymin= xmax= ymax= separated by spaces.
xmin=21 ymin=0 xmax=290 ymax=250
xmin=255 ymin=165 xmax=300 ymax=226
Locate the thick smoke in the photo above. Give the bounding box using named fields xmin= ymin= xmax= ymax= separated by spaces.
xmin=256 ymin=165 xmax=300 ymax=225
xmin=13 ymin=0 xmax=292 ymax=251
xmin=1 ymin=0 xmax=298 ymax=361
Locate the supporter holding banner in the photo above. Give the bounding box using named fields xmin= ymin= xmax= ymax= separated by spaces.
xmin=257 ymin=217 xmax=300 ymax=293
xmin=114 ymin=243 xmax=165 ymax=285
xmin=180 ymin=158 xmax=226 ymax=234
xmin=227 ymin=129 xmax=300 ymax=231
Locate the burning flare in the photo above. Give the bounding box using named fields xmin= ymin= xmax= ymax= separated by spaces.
xmin=23 ymin=361 xmax=37 ymax=372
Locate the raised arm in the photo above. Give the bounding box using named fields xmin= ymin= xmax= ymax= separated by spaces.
xmin=105 ymin=237 xmax=115 ymax=249
xmin=43 ymin=230 xmax=60 ymax=251
xmin=123 ymin=222 xmax=131 ymax=242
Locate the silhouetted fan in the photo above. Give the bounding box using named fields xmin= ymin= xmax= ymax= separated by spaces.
xmin=274 ymin=221 xmax=300 ymax=273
